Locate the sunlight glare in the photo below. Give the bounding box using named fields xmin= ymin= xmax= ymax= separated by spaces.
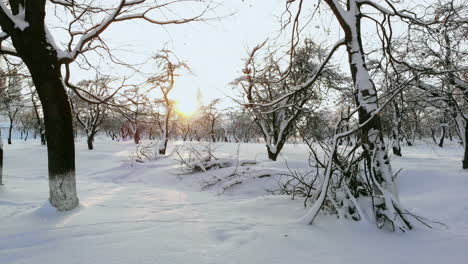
xmin=175 ymin=96 xmax=199 ymax=117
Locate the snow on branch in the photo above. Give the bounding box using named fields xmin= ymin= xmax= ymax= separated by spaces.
xmin=0 ymin=2 xmax=29 ymax=30
xmin=247 ymin=38 xmax=345 ymax=108
xmin=56 ymin=0 xmax=214 ymax=62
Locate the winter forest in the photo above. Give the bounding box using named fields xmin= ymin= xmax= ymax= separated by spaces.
xmin=0 ymin=0 xmax=467 ymax=263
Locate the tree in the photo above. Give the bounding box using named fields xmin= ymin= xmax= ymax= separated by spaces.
xmin=199 ymin=99 xmax=222 ymax=142
xmin=396 ymin=1 xmax=468 ymax=167
xmin=147 ymin=50 xmax=189 ymax=154
xmin=0 ymin=66 xmax=23 ymax=145
xmin=101 ymin=109 xmax=125 ymax=141
xmin=28 ymin=84 xmax=46 ymax=145
xmin=118 ymin=88 xmax=152 ymax=144
xmin=224 ymin=109 xmax=261 ymax=143
xmin=0 ymin=73 xmax=4 ymax=185
xmin=276 ymin=0 xmax=444 ymax=230
xmin=235 ymin=38 xmax=340 ymax=160
xmin=17 ymin=108 xmax=36 ymax=141
xmin=0 ymin=0 xmax=212 ymax=211
xmin=0 ymin=127 xmax=3 ymax=185
xmin=70 ymin=77 xmax=111 ymax=150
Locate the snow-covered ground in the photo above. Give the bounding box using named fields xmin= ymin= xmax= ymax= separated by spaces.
xmin=1 ymin=139 xmax=467 ymax=264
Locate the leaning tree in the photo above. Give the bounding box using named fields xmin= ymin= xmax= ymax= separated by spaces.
xmin=0 ymin=0 xmax=213 ymax=211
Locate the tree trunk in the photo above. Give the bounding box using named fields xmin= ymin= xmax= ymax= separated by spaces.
xmin=87 ymin=135 xmax=94 ymax=150
xmin=134 ymin=128 xmax=141 ymax=144
xmin=323 ymin=0 xmax=410 ymax=230
xmin=266 ymin=139 xmax=286 ymax=161
xmin=35 ymin=70 xmax=79 ymax=211
xmin=438 ymin=126 xmax=446 ymax=147
xmin=392 ymin=102 xmax=402 ymax=156
xmin=0 ymin=129 xmax=3 ymax=185
xmin=431 ymin=128 xmax=437 ymax=144
xmin=159 ymin=138 xmax=168 ymax=155
xmin=13 ymin=45 xmax=78 ymax=211
xmin=40 ymin=132 xmax=47 ymax=145
xmin=8 ymin=118 xmax=13 ymax=145
xmin=267 ymin=147 xmax=279 ymax=161
xmin=462 ymin=121 xmax=468 ymax=169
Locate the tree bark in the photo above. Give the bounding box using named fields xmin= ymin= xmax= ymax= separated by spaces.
xmin=159 ymin=138 xmax=168 ymax=155
xmin=33 ymin=67 xmax=79 ymax=211
xmin=267 ymin=147 xmax=279 ymax=161
xmin=87 ymin=135 xmax=94 ymax=150
xmin=40 ymin=132 xmax=47 ymax=145
xmin=4 ymin=3 xmax=79 ymax=210
xmin=0 ymin=129 xmax=3 ymax=185
xmin=392 ymin=102 xmax=402 ymax=156
xmin=7 ymin=116 xmax=13 ymax=145
xmin=462 ymin=121 xmax=468 ymax=169
xmin=323 ymin=0 xmax=410 ymax=230
xmin=438 ymin=126 xmax=446 ymax=147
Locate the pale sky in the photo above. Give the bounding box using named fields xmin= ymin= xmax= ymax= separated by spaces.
xmin=74 ymin=0 xmax=289 ymax=111
xmin=55 ymin=0 xmax=435 ymax=112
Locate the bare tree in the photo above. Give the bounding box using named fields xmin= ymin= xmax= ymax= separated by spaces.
xmin=235 ymin=38 xmax=340 ymax=160
xmin=0 ymin=0 xmax=213 ymax=210
xmin=70 ymin=77 xmax=112 ymax=150
xmin=198 ymin=99 xmax=222 ymax=142
xmin=396 ymin=1 xmax=468 ymax=167
xmin=118 ymin=88 xmax=152 ymax=144
xmin=0 ymin=127 xmax=3 ymax=185
xmin=28 ymin=84 xmax=46 ymax=145
xmin=17 ymin=108 xmax=35 ymax=141
xmin=0 ymin=66 xmax=23 ymax=145
xmin=274 ymin=0 xmax=447 ymax=230
xmin=148 ymin=50 xmax=189 ymax=154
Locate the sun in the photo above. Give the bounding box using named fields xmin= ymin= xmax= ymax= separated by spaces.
xmin=175 ymin=97 xmax=199 ymax=117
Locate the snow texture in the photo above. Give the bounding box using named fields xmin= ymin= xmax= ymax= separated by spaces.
xmin=0 ymin=139 xmax=467 ymax=264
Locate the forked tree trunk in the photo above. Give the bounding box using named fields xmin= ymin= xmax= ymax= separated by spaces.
xmin=267 ymin=146 xmax=279 ymax=161
xmin=266 ymin=136 xmax=288 ymax=162
xmin=322 ymin=0 xmax=410 ymax=230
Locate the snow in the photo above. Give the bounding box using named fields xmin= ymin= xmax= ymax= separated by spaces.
xmin=1 ymin=139 xmax=468 ymax=263
xmin=0 ymin=3 xmax=29 ymax=31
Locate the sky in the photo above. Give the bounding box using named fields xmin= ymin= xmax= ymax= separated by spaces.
xmin=73 ymin=0 xmax=289 ymax=112
xmin=51 ymin=0 xmax=437 ymax=112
